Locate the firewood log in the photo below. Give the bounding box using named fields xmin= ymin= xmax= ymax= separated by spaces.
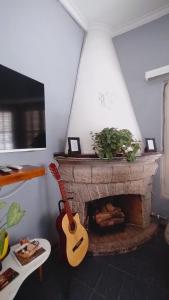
xmin=95 ymin=212 xmax=112 ymax=224
xmin=94 ymin=210 xmax=125 ymax=224
xmin=111 ymin=211 xmax=125 ymax=218
xmin=99 ymin=219 xmax=115 ymax=227
xmin=105 ymin=202 xmax=117 ymax=212
xmin=111 ymin=217 xmax=125 ymax=224
xmin=98 ymin=217 xmax=125 ymax=228
xmin=97 ymin=202 xmax=123 ymax=215
xmin=95 ymin=215 xmax=125 ymax=226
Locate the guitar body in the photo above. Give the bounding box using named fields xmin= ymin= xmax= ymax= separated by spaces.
xmin=56 ymin=212 xmax=89 ymax=267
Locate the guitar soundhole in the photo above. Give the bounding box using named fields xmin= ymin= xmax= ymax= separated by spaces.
xmin=73 ymin=237 xmax=84 ymax=252
xmin=69 ymin=221 xmax=77 ymax=233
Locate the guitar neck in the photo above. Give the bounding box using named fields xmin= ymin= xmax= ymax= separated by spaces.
xmin=49 ymin=163 xmax=74 ymax=225
xmin=58 ymin=180 xmax=74 ymax=224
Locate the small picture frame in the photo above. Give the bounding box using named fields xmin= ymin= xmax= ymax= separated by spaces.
xmin=145 ymin=138 xmax=157 ymax=152
xmin=68 ymin=137 xmax=81 ymax=156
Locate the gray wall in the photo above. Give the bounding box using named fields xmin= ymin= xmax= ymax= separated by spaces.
xmin=113 ymin=14 xmax=169 ymax=216
xmin=0 ymin=0 xmax=84 ymax=242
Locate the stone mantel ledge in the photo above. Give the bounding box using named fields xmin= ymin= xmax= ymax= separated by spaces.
xmin=55 ymin=153 xmax=162 ymax=184
xmin=55 ymin=153 xmax=162 ymax=165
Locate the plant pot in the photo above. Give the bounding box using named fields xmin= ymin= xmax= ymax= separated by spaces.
xmin=0 ymin=233 xmax=9 ymax=261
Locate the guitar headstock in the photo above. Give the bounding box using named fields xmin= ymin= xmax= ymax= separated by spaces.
xmin=49 ymin=163 xmax=61 ymax=181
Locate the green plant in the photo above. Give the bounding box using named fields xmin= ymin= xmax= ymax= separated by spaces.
xmin=0 ymin=201 xmax=25 ymax=255
xmin=91 ymin=127 xmax=141 ymax=162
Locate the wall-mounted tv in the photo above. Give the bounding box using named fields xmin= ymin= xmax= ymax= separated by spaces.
xmin=0 ymin=64 xmax=46 ymax=152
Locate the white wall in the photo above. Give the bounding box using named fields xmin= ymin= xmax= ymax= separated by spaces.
xmin=67 ymin=27 xmax=142 ymax=154
xmin=113 ymin=14 xmax=169 ymax=216
xmin=0 ymin=0 xmax=84 ymax=242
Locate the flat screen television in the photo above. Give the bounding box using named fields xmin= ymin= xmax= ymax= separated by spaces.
xmin=0 ymin=64 xmax=46 ymax=152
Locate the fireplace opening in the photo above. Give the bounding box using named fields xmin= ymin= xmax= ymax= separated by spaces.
xmin=86 ymin=194 xmax=143 ymax=235
xmin=87 ymin=196 xmax=125 ymax=234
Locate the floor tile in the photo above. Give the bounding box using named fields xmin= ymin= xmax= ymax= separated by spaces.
xmin=89 ymin=292 xmax=106 ymax=300
xmin=64 ymin=278 xmax=92 ymax=300
xmin=117 ymin=277 xmax=149 ymax=300
xmin=73 ymin=255 xmax=107 ymax=288
xmin=95 ymin=264 xmax=125 ymax=299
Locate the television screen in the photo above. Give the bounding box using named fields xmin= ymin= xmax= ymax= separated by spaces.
xmin=0 ymin=64 xmax=46 ymax=152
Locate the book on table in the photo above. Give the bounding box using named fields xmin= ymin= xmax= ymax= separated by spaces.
xmin=13 ymin=240 xmax=46 ymax=266
xmin=0 ymin=268 xmax=19 ymax=291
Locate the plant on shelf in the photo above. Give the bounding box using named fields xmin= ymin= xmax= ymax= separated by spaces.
xmin=91 ymin=127 xmax=141 ymax=162
xmin=0 ymin=201 xmax=25 ymax=259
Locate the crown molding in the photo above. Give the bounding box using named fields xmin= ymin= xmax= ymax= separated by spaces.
xmin=111 ymin=4 xmax=169 ymax=37
xmin=59 ymin=1 xmax=169 ymax=37
xmin=145 ymin=64 xmax=169 ymax=80
xmin=59 ymin=0 xmax=88 ymax=31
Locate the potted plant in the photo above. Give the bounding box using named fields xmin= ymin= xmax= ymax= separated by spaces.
xmin=0 ymin=201 xmax=25 ymax=269
xmin=91 ymin=127 xmax=141 ymax=162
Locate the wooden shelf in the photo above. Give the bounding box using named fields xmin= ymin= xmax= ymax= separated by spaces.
xmin=0 ymin=165 xmax=45 ymax=187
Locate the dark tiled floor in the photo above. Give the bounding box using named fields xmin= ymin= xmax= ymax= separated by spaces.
xmin=15 ymin=228 xmax=169 ymax=300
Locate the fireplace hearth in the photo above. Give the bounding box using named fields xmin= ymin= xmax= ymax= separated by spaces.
xmin=55 ymin=154 xmax=161 ymax=255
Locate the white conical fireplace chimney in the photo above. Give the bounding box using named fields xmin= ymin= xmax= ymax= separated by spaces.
xmin=67 ymin=26 xmax=142 ymax=154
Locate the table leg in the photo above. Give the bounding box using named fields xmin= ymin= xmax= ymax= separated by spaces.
xmin=38 ymin=265 xmax=43 ymax=281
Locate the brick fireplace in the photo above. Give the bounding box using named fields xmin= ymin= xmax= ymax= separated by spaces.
xmin=55 ymin=154 xmax=161 ymax=255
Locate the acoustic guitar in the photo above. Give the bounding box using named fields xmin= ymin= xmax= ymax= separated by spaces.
xmin=49 ymin=163 xmax=89 ymax=267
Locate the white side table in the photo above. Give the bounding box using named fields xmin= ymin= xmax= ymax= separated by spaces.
xmin=0 ymin=238 xmax=51 ymax=300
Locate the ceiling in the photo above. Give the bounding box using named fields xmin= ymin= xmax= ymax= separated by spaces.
xmin=59 ymin=0 xmax=169 ymax=36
